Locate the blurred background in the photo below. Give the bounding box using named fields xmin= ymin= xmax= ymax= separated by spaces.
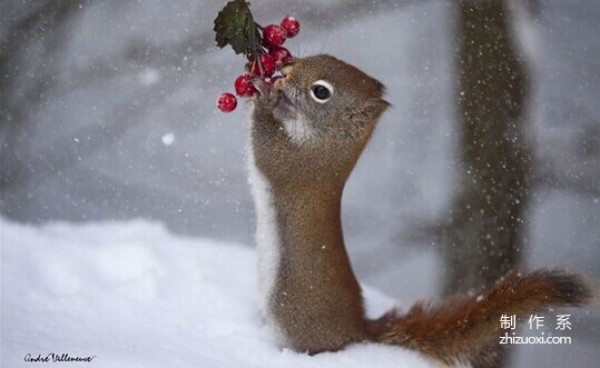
xmin=1 ymin=0 xmax=599 ymax=367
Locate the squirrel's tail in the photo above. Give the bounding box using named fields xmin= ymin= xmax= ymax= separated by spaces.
xmin=368 ymin=269 xmax=593 ymax=367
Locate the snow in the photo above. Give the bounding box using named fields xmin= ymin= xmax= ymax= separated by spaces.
xmin=140 ymin=68 xmax=161 ymax=87
xmin=1 ymin=0 xmax=599 ymax=366
xmin=1 ymin=217 xmax=436 ymax=368
xmin=161 ymin=133 xmax=175 ymax=146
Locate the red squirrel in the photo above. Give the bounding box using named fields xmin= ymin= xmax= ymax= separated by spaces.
xmin=247 ymin=54 xmax=593 ymax=367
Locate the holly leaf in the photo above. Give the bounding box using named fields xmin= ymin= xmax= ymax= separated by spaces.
xmin=213 ymin=0 xmax=262 ymax=56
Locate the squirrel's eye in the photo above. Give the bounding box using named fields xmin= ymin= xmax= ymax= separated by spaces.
xmin=310 ymin=80 xmax=333 ymax=103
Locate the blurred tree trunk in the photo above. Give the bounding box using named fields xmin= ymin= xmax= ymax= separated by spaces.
xmin=446 ymin=0 xmax=531 ymax=294
xmin=1 ymin=1 xmax=82 ymax=192
xmin=444 ymin=1 xmax=531 ymax=364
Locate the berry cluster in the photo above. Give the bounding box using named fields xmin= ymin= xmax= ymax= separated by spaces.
xmin=217 ymin=15 xmax=301 ymax=113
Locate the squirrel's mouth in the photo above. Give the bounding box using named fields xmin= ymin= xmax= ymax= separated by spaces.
xmin=278 ymin=89 xmax=294 ymax=107
xmin=273 ymin=88 xmax=297 ymax=122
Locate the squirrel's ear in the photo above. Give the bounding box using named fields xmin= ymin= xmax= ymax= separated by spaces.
xmin=347 ymin=98 xmax=390 ymax=126
xmin=366 ymin=98 xmax=390 ymax=120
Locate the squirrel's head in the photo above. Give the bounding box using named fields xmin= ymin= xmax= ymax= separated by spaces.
xmin=272 ymin=54 xmax=389 ymax=146
xmin=251 ymin=54 xmax=389 ymax=189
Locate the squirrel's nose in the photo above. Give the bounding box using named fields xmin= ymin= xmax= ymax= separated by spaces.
xmin=281 ymin=64 xmax=294 ymax=79
xmin=273 ymin=76 xmax=284 ymax=90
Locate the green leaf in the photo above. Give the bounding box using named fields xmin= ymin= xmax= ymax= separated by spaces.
xmin=213 ymin=0 xmax=262 ymax=56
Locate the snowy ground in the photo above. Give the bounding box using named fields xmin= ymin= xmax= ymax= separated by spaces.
xmin=1 ymin=217 xmax=435 ymax=368
xmin=3 ymin=218 xmax=598 ymax=368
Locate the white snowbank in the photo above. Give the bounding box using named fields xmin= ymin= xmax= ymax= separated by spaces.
xmin=1 ymin=218 xmax=435 ymax=368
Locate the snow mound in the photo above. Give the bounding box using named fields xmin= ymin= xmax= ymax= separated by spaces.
xmin=1 ymin=218 xmax=435 ymax=367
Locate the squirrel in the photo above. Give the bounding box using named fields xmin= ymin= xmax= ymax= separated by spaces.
xmin=247 ymin=54 xmax=593 ymax=367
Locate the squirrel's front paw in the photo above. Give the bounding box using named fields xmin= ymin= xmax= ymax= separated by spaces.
xmin=252 ymin=79 xmax=279 ymax=110
xmin=252 ymin=78 xmax=269 ymax=97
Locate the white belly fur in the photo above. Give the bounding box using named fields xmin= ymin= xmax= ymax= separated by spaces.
xmin=281 ymin=114 xmax=316 ymax=145
xmin=247 ymin=141 xmax=288 ymax=343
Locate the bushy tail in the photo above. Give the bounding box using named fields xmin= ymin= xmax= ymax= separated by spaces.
xmin=368 ymin=269 xmax=593 ymax=367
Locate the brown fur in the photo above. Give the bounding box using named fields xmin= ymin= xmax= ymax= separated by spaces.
xmin=251 ymin=55 xmax=387 ymax=352
xmin=249 ymin=54 xmax=593 ymax=364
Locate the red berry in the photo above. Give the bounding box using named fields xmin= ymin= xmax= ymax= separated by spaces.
xmin=269 ymin=46 xmax=293 ymax=65
xmin=280 ymin=16 xmax=300 ymax=38
xmin=234 ymin=74 xmax=258 ymax=97
xmin=252 ymin=53 xmax=277 ymax=78
xmin=263 ymin=24 xmax=287 ymax=47
xmin=260 ymin=54 xmax=277 ymax=77
xmin=217 ymin=92 xmax=237 ymax=112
